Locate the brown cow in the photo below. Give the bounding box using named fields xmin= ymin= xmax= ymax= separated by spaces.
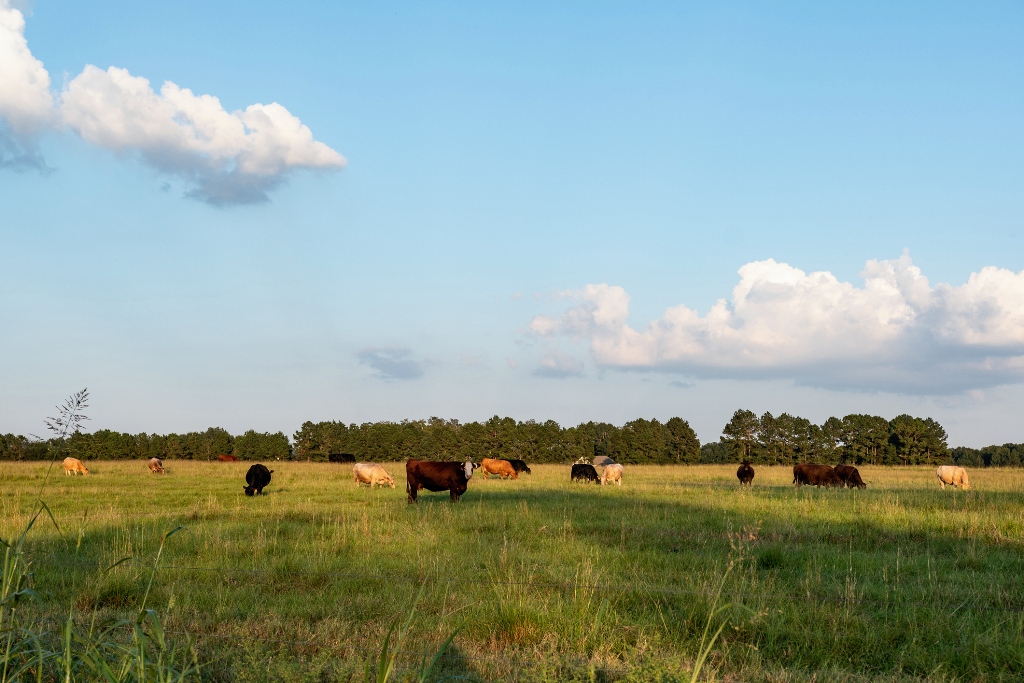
xmin=793 ymin=463 xmax=840 ymax=488
xmin=406 ymin=459 xmax=478 ymax=503
xmin=834 ymin=464 xmax=866 ymax=489
xmin=217 ymin=454 xmax=239 ymax=462
xmin=147 ymin=457 xmax=165 ymax=474
xmin=737 ymin=461 xmax=754 ymax=486
xmin=63 ymin=457 xmax=89 ymax=476
xmin=480 ymin=458 xmax=518 ymax=480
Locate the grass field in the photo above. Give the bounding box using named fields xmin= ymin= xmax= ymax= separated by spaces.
xmin=2 ymin=460 xmax=1023 ymax=682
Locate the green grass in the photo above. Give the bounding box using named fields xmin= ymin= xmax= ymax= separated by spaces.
xmin=1 ymin=461 xmax=1023 ymax=682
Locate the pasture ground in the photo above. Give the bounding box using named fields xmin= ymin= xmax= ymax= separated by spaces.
xmin=1 ymin=461 xmax=1022 ymax=682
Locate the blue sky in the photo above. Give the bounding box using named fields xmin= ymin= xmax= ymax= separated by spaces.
xmin=2 ymin=1 xmax=1023 ymax=445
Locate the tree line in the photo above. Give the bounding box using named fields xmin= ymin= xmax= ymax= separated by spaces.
xmin=700 ymin=410 xmax=951 ymax=466
xmin=0 ymin=428 xmax=290 ymax=462
xmin=0 ymin=410 xmax=1021 ymax=466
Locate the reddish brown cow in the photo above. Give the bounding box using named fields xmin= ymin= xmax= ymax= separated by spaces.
xmin=834 ymin=464 xmax=866 ymax=489
xmin=480 ymin=458 xmax=518 ymax=480
xmin=217 ymin=454 xmax=238 ymax=462
xmin=406 ymin=460 xmax=478 ymax=503
xmin=148 ymin=457 xmax=165 ymax=474
xmin=793 ymin=463 xmax=841 ymax=488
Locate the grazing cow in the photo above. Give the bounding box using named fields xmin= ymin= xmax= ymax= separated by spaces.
xmin=353 ymin=463 xmax=395 ymax=488
xmin=593 ymin=455 xmax=616 ymax=467
xmin=936 ymin=465 xmax=970 ymax=490
xmin=480 ymin=458 xmax=518 ymax=480
xmin=601 ymin=463 xmax=623 ymax=486
xmin=571 ymin=463 xmax=599 ymax=483
xmin=329 ymin=453 xmax=356 ymax=463
xmin=148 ymin=457 xmax=165 ymax=474
xmin=737 ymin=461 xmax=754 ymax=486
xmin=217 ymin=454 xmax=238 ymax=462
xmin=507 ymin=459 xmax=532 ymax=475
xmin=793 ymin=463 xmax=841 ymax=488
xmin=834 ymin=464 xmax=866 ymax=489
xmin=406 ymin=459 xmax=478 ymax=503
xmin=63 ymin=457 xmax=89 ymax=476
xmin=243 ymin=464 xmax=274 ymax=496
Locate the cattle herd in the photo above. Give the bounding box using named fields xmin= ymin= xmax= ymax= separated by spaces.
xmin=56 ymin=455 xmax=974 ymax=499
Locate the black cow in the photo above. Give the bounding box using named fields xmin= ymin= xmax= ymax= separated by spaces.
xmin=406 ymin=459 xmax=478 ymax=503
xmin=328 ymin=453 xmax=356 ymax=463
xmin=834 ymin=464 xmax=867 ymax=489
xmin=243 ymin=464 xmax=274 ymax=496
xmin=571 ymin=463 xmax=599 ymax=483
xmin=508 ymin=459 xmax=531 ymax=474
xmin=793 ymin=463 xmax=840 ymax=488
xmin=737 ymin=461 xmax=754 ymax=486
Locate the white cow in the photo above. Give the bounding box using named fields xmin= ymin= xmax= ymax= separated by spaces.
xmin=353 ymin=463 xmax=395 ymax=489
xmin=936 ymin=466 xmax=970 ymax=490
xmin=601 ymin=463 xmax=623 ymax=486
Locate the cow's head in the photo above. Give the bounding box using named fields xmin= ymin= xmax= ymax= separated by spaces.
xmin=243 ymin=485 xmax=256 ymax=496
xmin=463 ymin=460 xmax=478 ymax=479
xmin=386 ymin=475 xmax=396 ymax=489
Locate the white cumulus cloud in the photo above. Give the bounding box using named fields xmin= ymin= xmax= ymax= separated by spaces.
xmin=0 ymin=1 xmax=344 ymax=202
xmin=530 ymin=254 xmax=1024 ymax=394
xmin=0 ymin=0 xmax=53 ymax=169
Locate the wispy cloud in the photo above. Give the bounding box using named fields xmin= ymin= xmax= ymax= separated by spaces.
xmin=530 ymin=253 xmax=1024 ymax=394
xmin=357 ymin=347 xmax=425 ymax=380
xmin=533 ymin=351 xmax=585 ymax=378
xmin=0 ymin=1 xmax=344 ymax=204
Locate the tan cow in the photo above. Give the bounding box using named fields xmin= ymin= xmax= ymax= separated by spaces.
xmin=353 ymin=463 xmax=395 ymax=489
xmin=148 ymin=457 xmax=165 ymax=474
xmin=601 ymin=463 xmax=623 ymax=486
xmin=936 ymin=465 xmax=969 ymax=490
xmin=63 ymin=457 xmax=89 ymax=476
xmin=480 ymin=458 xmax=518 ymax=480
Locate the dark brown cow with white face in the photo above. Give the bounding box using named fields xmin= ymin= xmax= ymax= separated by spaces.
xmin=406 ymin=460 xmax=478 ymax=503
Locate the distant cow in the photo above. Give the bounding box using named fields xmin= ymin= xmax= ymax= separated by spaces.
xmin=217 ymin=454 xmax=238 ymax=462
xmin=507 ymin=459 xmax=531 ymax=474
xmin=480 ymin=458 xmax=518 ymax=480
xmin=406 ymin=459 xmax=478 ymax=503
xmin=148 ymin=458 xmax=165 ymax=474
xmin=593 ymin=455 xmax=616 ymax=467
xmin=793 ymin=463 xmax=840 ymax=488
xmin=243 ymin=464 xmax=273 ymax=496
xmin=329 ymin=453 xmax=356 ymax=463
xmin=63 ymin=457 xmax=88 ymax=476
xmin=936 ymin=465 xmax=970 ymax=490
xmin=571 ymin=463 xmax=599 ymax=483
xmin=601 ymin=463 xmax=623 ymax=486
xmin=737 ymin=461 xmax=754 ymax=486
xmin=834 ymin=464 xmax=866 ymax=489
xmin=353 ymin=462 xmax=395 ymax=488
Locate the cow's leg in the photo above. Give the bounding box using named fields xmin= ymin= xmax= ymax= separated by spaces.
xmin=450 ymin=490 xmax=460 ymax=502
xmin=407 ymin=479 xmax=417 ymax=504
